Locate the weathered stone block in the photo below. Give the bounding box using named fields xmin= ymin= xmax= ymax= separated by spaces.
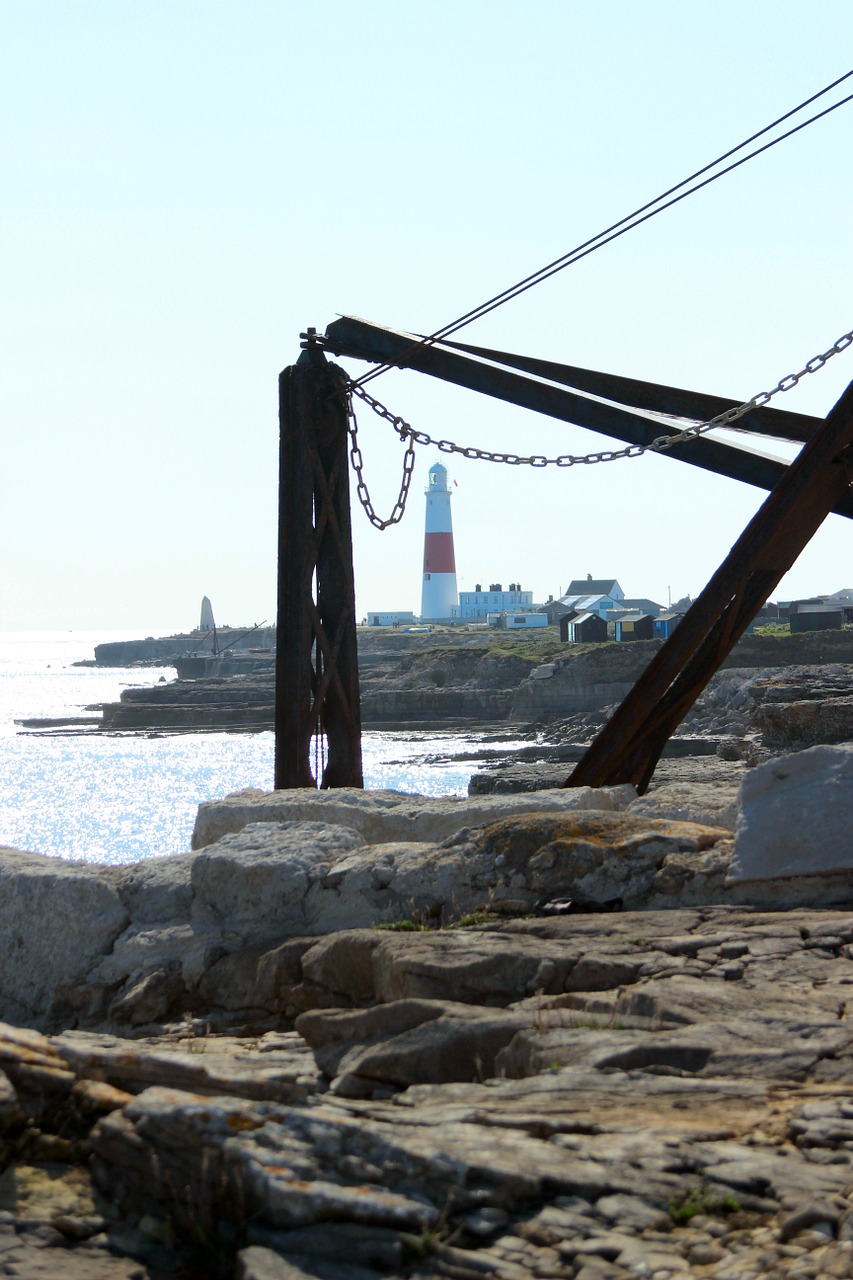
xmin=0 ymin=849 xmax=127 ymax=1025
xmin=729 ymin=745 xmax=853 ymax=882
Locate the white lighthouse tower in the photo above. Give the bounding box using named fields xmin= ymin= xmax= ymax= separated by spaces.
xmin=421 ymin=462 xmax=459 ymax=622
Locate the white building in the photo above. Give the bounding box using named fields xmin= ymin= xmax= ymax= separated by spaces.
xmin=366 ymin=611 xmax=416 ymax=627
xmin=495 ymin=611 xmax=547 ymax=630
xmin=459 ymin=582 xmax=534 ymax=620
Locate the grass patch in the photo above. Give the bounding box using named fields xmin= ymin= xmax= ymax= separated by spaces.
xmin=752 ymin=623 xmax=790 ymax=636
xmin=401 ymin=1229 xmax=441 ymax=1260
xmin=373 ymin=918 xmax=433 ymax=932
xmin=487 ymin=637 xmax=565 ymax=662
xmin=451 ymin=911 xmax=496 ymax=929
xmin=668 ymin=1182 xmax=740 ymax=1224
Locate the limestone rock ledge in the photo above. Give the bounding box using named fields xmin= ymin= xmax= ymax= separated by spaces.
xmin=3 ymin=785 xmax=659 ymax=1032
xmin=4 ymin=746 xmax=853 ymax=1037
xmin=4 ymin=906 xmax=853 ymax=1277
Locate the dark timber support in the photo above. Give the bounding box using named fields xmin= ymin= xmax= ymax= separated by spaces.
xmin=275 ymin=339 xmax=363 ymax=790
xmin=566 ymin=378 xmax=853 ymax=794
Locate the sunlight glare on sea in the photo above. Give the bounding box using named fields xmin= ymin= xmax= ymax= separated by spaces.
xmin=0 ymin=632 xmax=533 ymax=865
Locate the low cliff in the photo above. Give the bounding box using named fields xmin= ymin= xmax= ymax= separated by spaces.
xmin=93 ymin=626 xmax=277 ymax=666
xmin=90 ymin=627 xmax=853 ymax=734
xmin=510 ymin=628 xmax=853 ymax=721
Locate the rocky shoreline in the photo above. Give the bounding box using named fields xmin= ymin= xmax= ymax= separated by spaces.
xmin=3 ymin=743 xmax=853 ymax=1277
xmin=23 ymin=630 xmax=853 ymax=760
xmin=7 ymin=630 xmax=853 ymax=1277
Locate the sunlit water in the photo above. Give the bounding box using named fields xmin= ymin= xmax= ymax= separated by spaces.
xmin=0 ymin=632 xmax=533 ymax=865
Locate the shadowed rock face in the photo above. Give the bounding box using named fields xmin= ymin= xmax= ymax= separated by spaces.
xmin=751 ymin=667 xmax=853 ymax=747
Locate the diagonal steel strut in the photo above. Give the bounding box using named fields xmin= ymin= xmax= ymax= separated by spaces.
xmin=566 ymin=377 xmax=853 ymax=794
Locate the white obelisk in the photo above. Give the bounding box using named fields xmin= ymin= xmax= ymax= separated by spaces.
xmin=199 ymin=596 xmax=215 ymax=632
xmin=420 ymin=462 xmax=458 ymax=621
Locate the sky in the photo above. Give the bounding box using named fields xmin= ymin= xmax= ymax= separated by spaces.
xmin=2 ymin=0 xmax=853 ymax=633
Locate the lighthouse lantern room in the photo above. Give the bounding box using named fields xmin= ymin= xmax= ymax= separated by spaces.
xmin=420 ymin=462 xmax=459 ymax=622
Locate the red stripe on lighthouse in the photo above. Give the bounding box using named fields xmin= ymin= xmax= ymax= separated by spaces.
xmin=423 ymin=532 xmax=456 ymax=573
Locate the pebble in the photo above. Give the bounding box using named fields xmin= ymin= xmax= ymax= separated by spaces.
xmin=687 ymin=1241 xmax=727 ymax=1264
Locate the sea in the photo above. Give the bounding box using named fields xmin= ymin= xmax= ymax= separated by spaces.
xmin=0 ymin=631 xmax=534 ymax=866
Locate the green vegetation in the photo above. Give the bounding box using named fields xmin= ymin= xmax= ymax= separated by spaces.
xmin=373 ymin=918 xmax=432 ymax=932
xmin=375 ymin=907 xmax=500 ymax=931
xmin=486 ymin=635 xmax=565 ymax=663
xmin=567 ymin=1016 xmax=623 ymax=1031
xmin=451 ymin=910 xmax=496 ymax=929
xmin=668 ymin=1182 xmax=740 ymax=1224
xmin=752 ymin=622 xmax=791 ymax=636
xmin=401 ymin=1229 xmax=441 ymax=1260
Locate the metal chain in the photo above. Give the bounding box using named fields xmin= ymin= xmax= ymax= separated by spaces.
xmin=347 ymin=393 xmax=417 ymax=529
xmin=348 ymin=329 xmax=853 ymax=493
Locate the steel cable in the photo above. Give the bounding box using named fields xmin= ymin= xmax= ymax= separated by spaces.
xmin=351 ymin=70 xmax=853 ymax=390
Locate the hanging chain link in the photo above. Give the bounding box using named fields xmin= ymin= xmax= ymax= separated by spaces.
xmin=346 ymin=328 xmax=853 ymax=524
xmin=346 ymin=392 xmax=417 ymax=529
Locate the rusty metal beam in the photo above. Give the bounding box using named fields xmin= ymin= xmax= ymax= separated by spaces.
xmin=275 ymin=343 xmax=363 ymax=790
xmin=442 ymin=337 xmax=821 ymax=443
xmin=324 ymin=316 xmax=853 ymax=520
xmin=566 ymin=377 xmax=853 ymax=794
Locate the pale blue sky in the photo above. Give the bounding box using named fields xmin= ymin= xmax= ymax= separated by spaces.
xmin=2 ymin=1 xmax=852 ymax=630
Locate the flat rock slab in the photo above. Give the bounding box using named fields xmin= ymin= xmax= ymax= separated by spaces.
xmin=12 ymin=761 xmax=853 ymax=1035
xmin=184 ymin=809 xmax=731 ymax=967
xmin=627 ymin=778 xmax=740 ymax=832
xmin=730 ymin=744 xmax=853 ymax=881
xmin=53 ymin=1027 xmax=323 ymax=1102
xmin=190 ymin=784 xmax=635 ymax=850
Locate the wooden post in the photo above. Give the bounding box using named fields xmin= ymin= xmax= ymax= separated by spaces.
xmin=275 ymin=339 xmax=363 ymax=789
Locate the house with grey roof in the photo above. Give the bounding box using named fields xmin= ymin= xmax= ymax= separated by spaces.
xmin=566 ymin=577 xmax=625 ymax=600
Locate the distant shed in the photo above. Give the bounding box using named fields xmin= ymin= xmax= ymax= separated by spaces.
xmin=496 ymin=611 xmax=548 ymax=630
xmin=368 ymin=611 xmax=416 ymax=627
xmin=654 ymin=611 xmax=684 ymax=639
xmin=612 ymin=611 xmax=655 ymax=642
xmin=565 ymin=611 xmax=607 ymax=643
xmin=789 ymin=603 xmax=844 ymax=633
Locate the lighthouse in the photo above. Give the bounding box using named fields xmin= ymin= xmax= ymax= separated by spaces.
xmin=421 ymin=462 xmax=459 ymax=621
